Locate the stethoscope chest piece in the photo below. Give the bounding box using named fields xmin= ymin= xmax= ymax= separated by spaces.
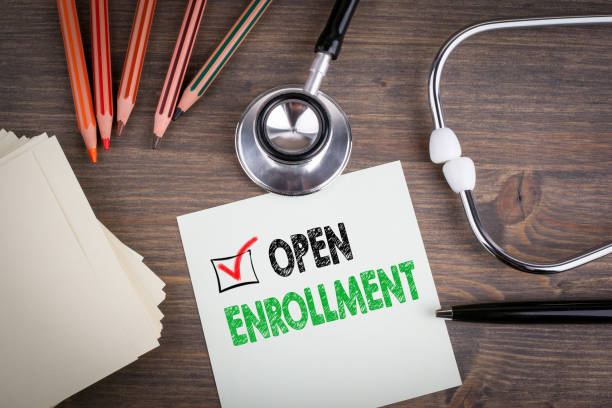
xmin=235 ymin=0 xmax=359 ymax=196
xmin=236 ymin=86 xmax=351 ymax=195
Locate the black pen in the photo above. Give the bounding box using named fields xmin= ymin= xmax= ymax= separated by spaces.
xmin=436 ymin=300 xmax=612 ymax=323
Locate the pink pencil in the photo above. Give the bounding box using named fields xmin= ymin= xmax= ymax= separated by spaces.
xmin=117 ymin=0 xmax=157 ymax=137
xmin=90 ymin=0 xmax=113 ymax=150
xmin=152 ymin=0 xmax=207 ymax=149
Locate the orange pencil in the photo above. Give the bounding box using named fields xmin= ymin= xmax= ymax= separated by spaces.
xmin=90 ymin=0 xmax=112 ymax=150
xmin=117 ymin=0 xmax=157 ymax=137
xmin=152 ymin=0 xmax=207 ymax=149
xmin=57 ymin=0 xmax=97 ymax=163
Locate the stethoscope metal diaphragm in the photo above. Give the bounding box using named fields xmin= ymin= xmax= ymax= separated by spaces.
xmin=257 ymin=93 xmax=329 ymax=162
xmin=235 ymin=86 xmax=351 ymax=196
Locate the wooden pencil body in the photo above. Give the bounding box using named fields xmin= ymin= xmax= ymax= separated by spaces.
xmin=153 ymin=0 xmax=207 ymax=141
xmin=57 ymin=0 xmax=98 ymax=162
xmin=90 ymin=0 xmax=113 ymax=148
xmin=178 ymin=0 xmax=272 ymax=114
xmin=117 ymin=0 xmax=157 ymax=135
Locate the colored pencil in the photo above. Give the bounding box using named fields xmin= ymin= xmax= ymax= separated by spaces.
xmin=173 ymin=0 xmax=273 ymax=121
xmin=152 ymin=0 xmax=207 ymax=149
xmin=117 ymin=0 xmax=157 ymax=137
xmin=57 ymin=0 xmax=98 ymax=163
xmin=90 ymin=0 xmax=113 ymax=150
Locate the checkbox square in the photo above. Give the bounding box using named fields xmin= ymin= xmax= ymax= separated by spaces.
xmin=211 ymin=250 xmax=259 ymax=293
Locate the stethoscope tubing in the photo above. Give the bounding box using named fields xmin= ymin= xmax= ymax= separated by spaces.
xmin=428 ymin=15 xmax=612 ymax=274
xmin=461 ymin=190 xmax=612 ymax=274
xmin=429 ymin=15 xmax=612 ymax=129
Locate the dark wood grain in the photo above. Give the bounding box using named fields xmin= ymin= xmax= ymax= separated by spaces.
xmin=1 ymin=0 xmax=611 ymax=407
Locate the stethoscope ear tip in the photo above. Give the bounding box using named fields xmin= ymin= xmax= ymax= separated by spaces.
xmin=429 ymin=127 xmax=475 ymax=193
xmin=429 ymin=127 xmax=461 ymax=164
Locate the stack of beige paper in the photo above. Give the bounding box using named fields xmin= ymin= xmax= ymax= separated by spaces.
xmin=0 ymin=130 xmax=165 ymax=407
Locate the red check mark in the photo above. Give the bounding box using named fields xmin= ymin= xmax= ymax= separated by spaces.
xmin=218 ymin=237 xmax=258 ymax=281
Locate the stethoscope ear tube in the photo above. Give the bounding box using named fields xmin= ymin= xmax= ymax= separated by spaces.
xmin=428 ymin=15 xmax=612 ymax=274
xmin=315 ymin=0 xmax=360 ymax=60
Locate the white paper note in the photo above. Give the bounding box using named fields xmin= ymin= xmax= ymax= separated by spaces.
xmin=178 ymin=161 xmax=461 ymax=408
xmin=0 ymin=134 xmax=165 ymax=406
xmin=0 ymin=135 xmax=161 ymax=345
xmin=0 ymin=153 xmax=139 ymax=407
xmin=0 ymin=133 xmax=165 ymax=311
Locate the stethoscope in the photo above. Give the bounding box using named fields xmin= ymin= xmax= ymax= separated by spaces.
xmin=235 ymin=9 xmax=611 ymax=275
xmin=236 ymin=0 xmax=359 ymax=196
xmin=428 ymin=15 xmax=612 ymax=274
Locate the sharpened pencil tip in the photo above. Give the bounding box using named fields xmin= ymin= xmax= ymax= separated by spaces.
xmin=116 ymin=121 xmax=124 ymax=137
xmin=88 ymin=148 xmax=97 ymax=163
xmin=172 ymin=108 xmax=183 ymax=121
xmin=102 ymin=138 xmax=110 ymax=150
xmin=152 ymin=135 xmax=162 ymax=150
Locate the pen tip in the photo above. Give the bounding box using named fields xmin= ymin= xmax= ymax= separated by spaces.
xmin=172 ymin=108 xmax=183 ymax=121
xmin=116 ymin=121 xmax=124 ymax=137
xmin=435 ymin=309 xmax=453 ymax=319
xmin=102 ymin=138 xmax=110 ymax=150
xmin=87 ymin=148 xmax=97 ymax=163
xmin=152 ymin=135 xmax=162 ymax=150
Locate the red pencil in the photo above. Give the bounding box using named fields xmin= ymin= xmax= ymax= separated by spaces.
xmin=152 ymin=0 xmax=207 ymax=149
xmin=90 ymin=0 xmax=113 ymax=150
xmin=117 ymin=0 xmax=157 ymax=137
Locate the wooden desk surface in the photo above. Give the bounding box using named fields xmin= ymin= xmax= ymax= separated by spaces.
xmin=1 ymin=0 xmax=611 ymax=406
